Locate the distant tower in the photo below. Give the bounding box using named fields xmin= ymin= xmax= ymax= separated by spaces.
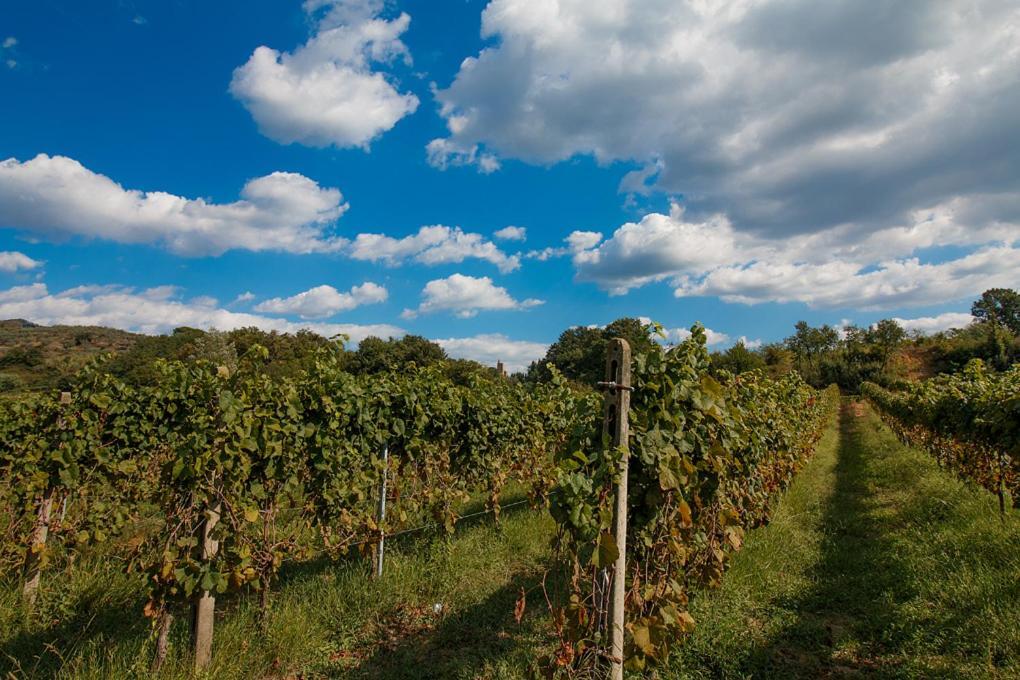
xmin=496 ymin=360 xmax=507 ymax=377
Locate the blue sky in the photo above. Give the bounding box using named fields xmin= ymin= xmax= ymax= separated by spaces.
xmin=1 ymin=0 xmax=1017 ymax=370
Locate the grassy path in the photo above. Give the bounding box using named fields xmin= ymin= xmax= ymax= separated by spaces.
xmin=667 ymin=401 xmax=1020 ymax=679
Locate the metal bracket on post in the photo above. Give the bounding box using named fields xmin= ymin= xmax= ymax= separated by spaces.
xmin=600 ymin=338 xmax=631 ymax=679
xmin=374 ymin=445 xmax=389 ymax=578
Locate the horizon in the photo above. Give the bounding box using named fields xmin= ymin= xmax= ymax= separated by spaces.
xmin=1 ymin=0 xmax=1017 ymax=374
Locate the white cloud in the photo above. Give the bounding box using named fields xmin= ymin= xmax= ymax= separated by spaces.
xmin=232 ymin=291 xmax=256 ymax=305
xmin=493 ymin=225 xmax=526 ymax=241
xmin=891 ymin=311 xmax=974 ymax=335
xmin=0 ymin=282 xmax=401 ymax=344
xmin=0 ymin=251 xmax=42 ymax=273
xmin=662 ymin=325 xmax=731 ymax=347
xmin=2 ymin=37 xmax=15 ymax=49
xmin=403 ymin=273 xmax=543 ymax=318
xmin=426 ymin=138 xmax=501 ymax=173
xmin=573 ymin=205 xmax=742 ymax=294
xmin=434 ymin=333 xmax=548 ymax=373
xmin=230 ymin=0 xmax=419 ymax=148
xmin=253 ymin=281 xmax=387 ymax=319
xmin=571 ymin=200 xmax=1020 ymax=309
xmin=348 ymin=224 xmax=520 ymax=272
xmin=527 ymin=230 xmax=603 ymax=261
xmin=0 ymin=154 xmax=349 ymax=256
xmin=432 ymin=0 xmax=1020 ymax=249
xmin=674 ymin=246 xmax=1020 ymax=311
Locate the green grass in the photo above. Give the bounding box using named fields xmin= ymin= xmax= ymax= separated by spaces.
xmin=0 ymin=495 xmax=558 ymax=679
xmin=667 ymin=400 xmax=1020 ymax=679
xmin=4 ymin=401 xmax=1019 ymax=679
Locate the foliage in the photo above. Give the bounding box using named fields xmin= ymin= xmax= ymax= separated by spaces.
xmin=545 ymin=325 xmax=839 ymax=672
xmin=972 ymin=287 xmax=1020 ymax=335
xmin=862 ymin=361 xmax=1019 ymax=511
xmin=710 ymin=341 xmax=766 ymax=375
xmin=527 ymin=317 xmax=659 ymax=385
xmin=343 ymin=334 xmax=447 ymax=375
xmin=0 ymin=346 xmax=595 ymax=661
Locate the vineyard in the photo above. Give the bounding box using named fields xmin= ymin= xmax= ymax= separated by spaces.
xmin=2 ymin=325 xmax=1017 ymax=678
xmin=862 ymin=360 xmax=1019 ymax=513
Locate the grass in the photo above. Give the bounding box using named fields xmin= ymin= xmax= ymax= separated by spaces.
xmin=667 ymin=400 xmax=1020 ymax=679
xmin=0 ymin=492 xmax=558 ymax=679
xmin=3 ymin=401 xmax=1018 ymax=679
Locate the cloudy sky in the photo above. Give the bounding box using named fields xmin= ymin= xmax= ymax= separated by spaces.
xmin=1 ymin=0 xmax=1017 ymax=371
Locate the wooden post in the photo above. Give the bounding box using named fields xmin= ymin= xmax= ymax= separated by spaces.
xmin=191 ymin=503 xmax=220 ymax=671
xmin=601 ymin=338 xmax=631 ymax=679
xmin=22 ymin=486 xmax=55 ymax=608
xmin=373 ymin=445 xmax=389 ymax=578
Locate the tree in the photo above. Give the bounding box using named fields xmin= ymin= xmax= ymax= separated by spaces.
xmin=711 ymin=341 xmax=766 ymax=375
xmin=785 ymin=322 xmax=840 ymax=386
xmin=529 ymin=317 xmax=661 ymax=385
xmin=867 ymin=319 xmax=906 ymax=369
xmin=344 ymin=335 xmax=447 ymax=374
xmin=972 ymin=288 xmax=1020 ymax=336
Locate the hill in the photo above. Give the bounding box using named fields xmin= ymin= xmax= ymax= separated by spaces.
xmin=0 ymin=319 xmax=142 ymax=392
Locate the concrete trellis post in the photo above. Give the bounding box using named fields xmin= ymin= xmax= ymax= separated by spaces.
xmin=191 ymin=503 xmax=220 ymax=671
xmin=599 ymin=338 xmax=631 ymax=679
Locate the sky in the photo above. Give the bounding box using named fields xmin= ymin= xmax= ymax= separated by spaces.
xmin=0 ymin=0 xmax=1017 ymax=372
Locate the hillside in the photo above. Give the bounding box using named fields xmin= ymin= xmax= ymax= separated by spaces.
xmin=0 ymin=320 xmax=142 ymax=392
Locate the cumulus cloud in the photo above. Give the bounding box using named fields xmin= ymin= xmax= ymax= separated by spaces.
xmin=434 ymin=333 xmax=548 ymax=373
xmin=433 ymin=0 xmax=1020 ymax=244
xmin=0 ymin=154 xmax=348 ymax=256
xmin=673 ymin=246 xmax=1020 ymax=311
xmin=660 ymin=325 xmax=731 ymax=347
xmin=493 ymin=225 xmax=526 ymax=241
xmin=571 ymin=201 xmax=1020 ymax=309
xmin=891 ymin=311 xmax=974 ymax=335
xmin=425 ymin=138 xmax=500 ymax=173
xmin=0 ymin=251 xmax=42 ymax=273
xmin=403 ymin=273 xmax=543 ymax=318
xmin=527 ymin=230 xmax=603 ymax=261
xmin=573 ymin=205 xmax=742 ymax=294
xmin=253 ymin=282 xmax=387 ymax=319
xmin=0 ymin=282 xmax=401 ymax=343
xmin=348 ymin=225 xmax=520 ymax=272
xmin=230 ymin=0 xmax=418 ymax=148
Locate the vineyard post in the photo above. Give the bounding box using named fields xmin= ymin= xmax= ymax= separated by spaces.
xmin=191 ymin=502 xmax=221 ymax=671
xmin=22 ymin=486 xmax=55 ymax=609
xmin=22 ymin=390 xmax=71 ymax=609
xmin=373 ymin=445 xmax=389 ymax=578
xmin=600 ymin=338 xmax=631 ymax=679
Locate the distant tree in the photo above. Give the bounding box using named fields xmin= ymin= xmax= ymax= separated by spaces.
xmin=530 ymin=317 xmax=660 ymax=385
xmin=711 ymin=341 xmax=766 ymax=375
xmin=603 ymin=317 xmax=659 ymax=361
xmin=345 ymin=334 xmax=447 ymax=374
xmin=972 ymin=288 xmax=1020 ymax=335
xmin=785 ymin=321 xmax=840 ymax=385
xmin=227 ymin=327 xmax=335 ymax=378
xmin=443 ymin=358 xmax=499 ymax=385
xmin=187 ymin=330 xmax=238 ymax=373
xmin=762 ymin=344 xmax=795 ymax=377
xmin=531 ymin=326 xmax=605 ymax=384
xmin=867 ymin=319 xmax=907 ymax=369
